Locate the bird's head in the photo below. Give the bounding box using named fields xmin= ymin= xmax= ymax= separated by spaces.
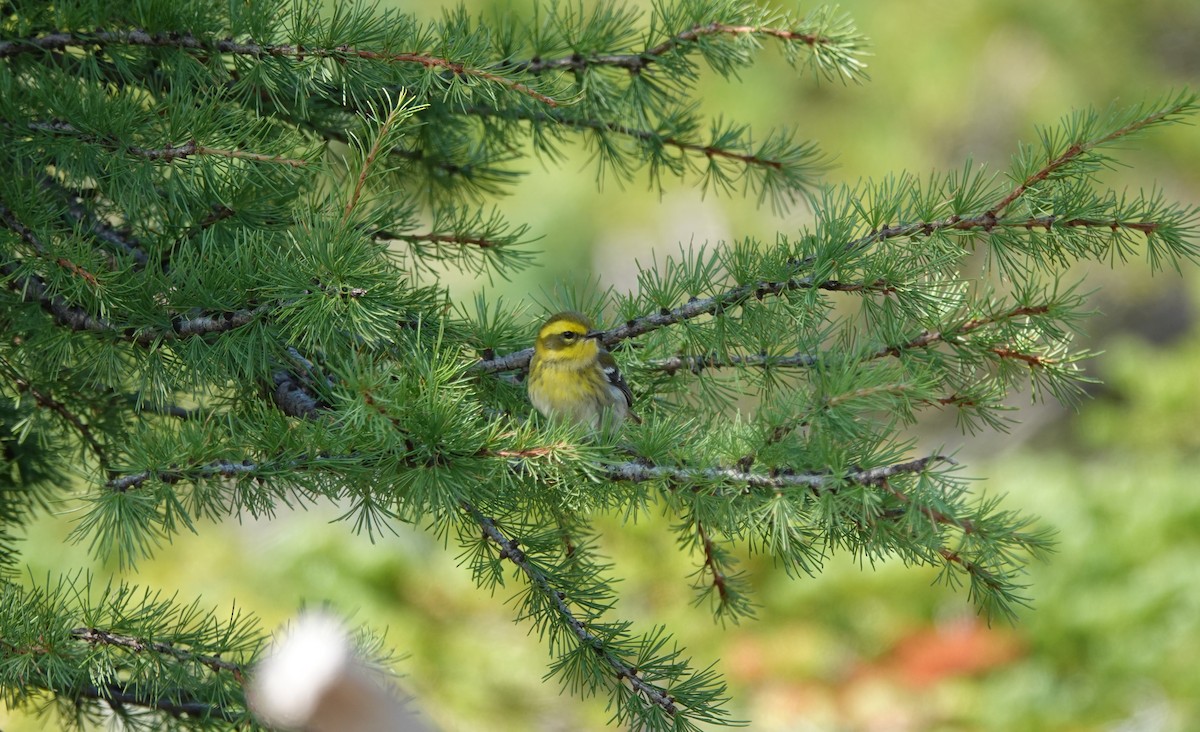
xmin=533 ymin=311 xmax=601 ymax=362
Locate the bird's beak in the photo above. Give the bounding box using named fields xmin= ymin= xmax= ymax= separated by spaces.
xmin=585 ymin=330 xmax=603 ymax=340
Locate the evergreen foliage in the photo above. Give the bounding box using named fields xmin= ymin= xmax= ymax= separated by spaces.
xmin=0 ymin=0 xmax=1196 ymax=728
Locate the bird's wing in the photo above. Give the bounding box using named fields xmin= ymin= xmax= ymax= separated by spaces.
xmin=598 ymin=348 xmax=641 ymax=422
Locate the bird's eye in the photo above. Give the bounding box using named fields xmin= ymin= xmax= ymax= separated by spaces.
xmin=561 ymin=331 xmax=577 ymax=341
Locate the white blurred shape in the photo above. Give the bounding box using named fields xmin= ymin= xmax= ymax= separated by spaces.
xmin=248 ymin=612 xmax=432 ymax=732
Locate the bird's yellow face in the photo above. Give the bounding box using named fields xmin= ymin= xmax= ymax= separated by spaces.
xmin=533 ymin=312 xmax=599 ymax=363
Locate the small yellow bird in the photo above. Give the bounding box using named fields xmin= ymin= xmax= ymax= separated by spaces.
xmin=526 ymin=311 xmax=640 ymax=431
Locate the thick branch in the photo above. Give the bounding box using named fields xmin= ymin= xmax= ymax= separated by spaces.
xmin=0 ymin=255 xmax=267 ymax=344
xmin=125 ymin=394 xmax=202 ymax=421
xmin=71 ymin=627 xmax=245 ymax=680
xmin=107 ymin=459 xmax=260 ymax=492
xmin=605 ymin=454 xmax=953 ymax=494
xmin=272 ymin=370 xmax=327 ymax=419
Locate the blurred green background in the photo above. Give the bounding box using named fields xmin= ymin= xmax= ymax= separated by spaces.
xmin=7 ymin=1 xmax=1200 ymax=730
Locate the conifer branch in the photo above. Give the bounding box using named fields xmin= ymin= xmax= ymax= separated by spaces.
xmin=167 ymin=306 xmax=270 ymax=339
xmin=694 ymin=521 xmax=730 ymax=606
xmin=461 ymin=501 xmax=682 ymax=719
xmin=106 ymin=459 xmax=261 ymax=492
xmin=373 ymin=229 xmax=501 ymax=249
xmin=0 ymin=259 xmax=267 ymax=343
xmin=3 ymin=197 xmax=268 ymax=340
xmin=656 ymin=22 xmax=839 ymax=53
xmin=1014 ymin=216 xmax=1159 ymax=235
xmin=76 ymin=683 xmax=240 ymax=722
xmin=990 ymin=96 xmax=1197 ymax=217
xmin=272 ymin=370 xmax=327 ymax=419
xmin=488 ymin=279 xmax=1033 ymax=377
xmin=71 ymin=627 xmax=246 ymax=680
xmin=474 ymin=277 xmax=893 ymax=374
xmin=343 ymin=100 xmax=410 ymax=223
xmin=1 ymin=263 xmax=111 ymax=333
xmin=304 ymin=121 xmax=492 ymax=187
xmin=26 ymin=121 xmax=308 ymax=167
xmin=645 ymin=351 xmax=818 ymax=375
xmin=874 ymin=304 xmax=1051 ymax=358
xmin=40 ymin=178 xmax=150 ymax=269
xmin=10 ymin=375 xmax=108 ymax=469
xmin=936 ymin=548 xmax=1007 ymax=594
xmin=0 ymin=31 xmax=558 ymax=106
xmin=513 ymin=22 xmax=842 ymax=75
xmin=162 ymin=203 xmax=239 ymax=272
xmin=188 ymin=204 xmax=237 ymax=236
xmin=879 ymin=478 xmax=975 ymax=535
xmin=807 ymin=100 xmax=1199 ymax=261
xmin=845 ymin=211 xmax=1170 ymax=254
xmin=643 ymin=302 xmax=1051 ymax=376
xmin=130 ymin=141 xmax=308 ymax=168
xmin=535 ymin=184 xmax=1182 ymax=382
xmin=605 ymin=454 xmax=953 ymax=493
xmin=125 ymin=395 xmax=202 ymax=421
xmin=0 ymin=200 xmax=101 ymax=285
xmin=465 ymin=105 xmax=797 ymax=173
xmin=2 ymin=0 xmax=1192 ymax=724
xmin=989 ymin=347 xmax=1054 ymax=367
